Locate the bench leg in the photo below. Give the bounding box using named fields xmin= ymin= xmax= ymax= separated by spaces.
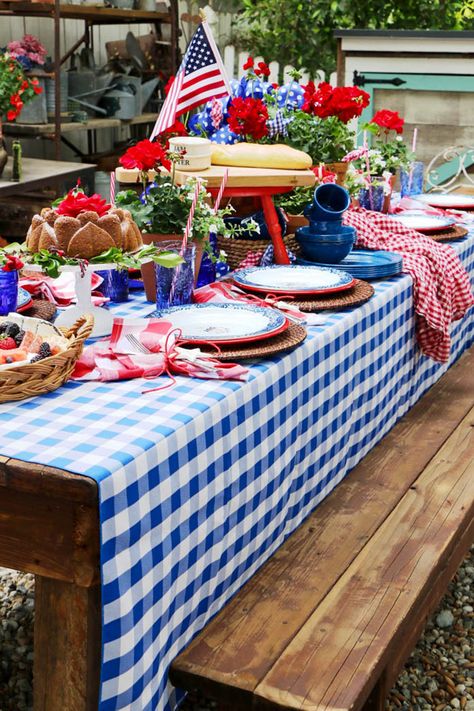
xmin=33 ymin=576 xmax=101 ymax=711
xmin=362 ymin=675 xmax=387 ymax=711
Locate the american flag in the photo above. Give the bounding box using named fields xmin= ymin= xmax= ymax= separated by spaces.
xmin=150 ymin=21 xmax=230 ymax=140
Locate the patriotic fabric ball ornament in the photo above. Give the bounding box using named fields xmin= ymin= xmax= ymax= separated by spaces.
xmin=188 ymin=111 xmax=214 ymax=136
xmin=277 ymin=81 xmax=304 ymax=109
xmin=209 ymin=125 xmax=241 ymax=144
xmin=242 ymin=78 xmax=265 ymax=100
xmin=229 ymin=78 xmax=240 ymax=97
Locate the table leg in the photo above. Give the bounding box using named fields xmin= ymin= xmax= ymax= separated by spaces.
xmin=260 ymin=193 xmax=290 ymax=265
xmin=34 ymin=576 xmax=101 ymax=711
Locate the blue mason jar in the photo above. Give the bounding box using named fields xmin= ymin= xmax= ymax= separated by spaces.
xmin=359 ymin=184 xmax=385 ymax=212
xmin=0 ymin=269 xmax=19 ymax=316
xmin=96 ymin=268 xmax=129 ymax=303
xmin=155 ymin=245 xmax=196 ymax=310
xmin=196 ymin=233 xmax=217 ymax=288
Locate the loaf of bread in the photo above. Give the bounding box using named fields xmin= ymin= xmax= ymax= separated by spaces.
xmin=211 ymin=143 xmax=312 ymax=170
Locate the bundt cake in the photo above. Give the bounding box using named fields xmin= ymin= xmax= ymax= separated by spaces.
xmin=26 ymin=205 xmax=143 ymax=259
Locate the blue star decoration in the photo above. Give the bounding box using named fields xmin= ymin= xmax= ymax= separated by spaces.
xmin=267 ymin=109 xmax=292 ymax=138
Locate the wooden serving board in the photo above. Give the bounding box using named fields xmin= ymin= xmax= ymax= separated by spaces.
xmin=115 ymin=165 xmax=316 ymax=189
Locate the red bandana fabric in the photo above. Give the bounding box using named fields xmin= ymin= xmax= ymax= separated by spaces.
xmin=343 ymin=208 xmax=474 ymax=362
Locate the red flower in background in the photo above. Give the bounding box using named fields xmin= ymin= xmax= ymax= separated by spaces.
xmin=303 ymin=82 xmax=370 ymax=123
xmin=56 ymin=191 xmax=111 ymax=218
xmin=243 ymin=56 xmax=254 ymax=71
xmin=1 ymin=254 xmax=24 ymax=272
xmin=228 ymin=97 xmax=269 ymax=141
xmin=255 ymin=61 xmax=270 ymax=78
xmin=371 ymin=109 xmax=404 ymax=134
xmin=311 ymin=165 xmax=337 ymax=184
xmin=119 ymin=139 xmax=172 ymax=173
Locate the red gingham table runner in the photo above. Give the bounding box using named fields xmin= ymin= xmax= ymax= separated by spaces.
xmin=343 ymin=207 xmax=474 ymax=362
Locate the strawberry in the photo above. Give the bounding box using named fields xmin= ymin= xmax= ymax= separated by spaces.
xmin=0 ymin=336 xmax=17 ymax=350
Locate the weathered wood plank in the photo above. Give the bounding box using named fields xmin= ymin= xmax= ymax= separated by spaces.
xmin=0 ymin=487 xmax=99 ymax=585
xmin=253 ymin=406 xmax=474 ymax=710
xmin=34 ymin=577 xmax=101 ymax=711
xmin=170 ymin=349 xmax=474 ymax=706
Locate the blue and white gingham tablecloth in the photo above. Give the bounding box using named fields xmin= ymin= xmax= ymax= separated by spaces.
xmin=0 ymin=235 xmax=473 ymax=710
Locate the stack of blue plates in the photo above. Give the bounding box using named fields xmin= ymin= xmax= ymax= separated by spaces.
xmin=295 ymin=249 xmax=403 ymax=280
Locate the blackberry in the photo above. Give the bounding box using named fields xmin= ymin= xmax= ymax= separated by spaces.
xmin=4 ymin=323 xmax=20 ymax=338
xmin=30 ymin=354 xmax=42 ymax=363
xmin=14 ymin=329 xmax=25 ymax=347
xmin=38 ymin=342 xmax=52 ymax=358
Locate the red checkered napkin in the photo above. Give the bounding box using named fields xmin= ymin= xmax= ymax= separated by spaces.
xmin=72 ymin=317 xmax=248 ymax=387
xmin=343 ymin=207 xmax=474 ymax=362
xmin=20 ymin=271 xmax=108 ymax=307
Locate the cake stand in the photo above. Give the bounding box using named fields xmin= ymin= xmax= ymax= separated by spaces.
xmin=26 ymin=263 xmax=116 ymax=338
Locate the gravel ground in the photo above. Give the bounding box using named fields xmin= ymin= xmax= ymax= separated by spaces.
xmin=0 ymin=547 xmax=472 ymax=711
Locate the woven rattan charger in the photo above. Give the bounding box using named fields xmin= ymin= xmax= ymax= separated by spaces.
xmin=190 ymin=321 xmax=307 ymax=361
xmin=0 ymin=314 xmax=93 ymax=403
xmin=426 ymin=224 xmax=468 ymax=242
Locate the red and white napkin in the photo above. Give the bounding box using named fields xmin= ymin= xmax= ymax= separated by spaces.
xmin=343 ymin=207 xmax=474 ymax=362
xmin=392 ymin=196 xmax=474 ymax=224
xmin=193 ymin=281 xmax=309 ymax=323
xmin=72 ymin=317 xmax=248 ymax=389
xmin=20 ymin=271 xmax=108 ymax=307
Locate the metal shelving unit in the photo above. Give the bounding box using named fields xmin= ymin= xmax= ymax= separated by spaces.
xmin=0 ymin=0 xmax=180 ymax=159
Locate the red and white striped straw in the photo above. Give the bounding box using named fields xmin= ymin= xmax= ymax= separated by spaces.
xmin=182 ymin=180 xmax=202 ymax=250
xmin=109 ymin=171 xmax=116 ymax=206
xmin=214 ymin=168 xmax=229 ymax=214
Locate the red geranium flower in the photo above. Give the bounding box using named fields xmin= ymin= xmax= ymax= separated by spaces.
xmin=1 ymin=254 xmax=24 ymax=272
xmin=311 ymin=165 xmax=337 ymax=184
xmin=371 ymin=109 xmax=404 ymax=134
xmin=228 ymin=97 xmax=269 ymax=141
xmin=254 ymin=61 xmax=270 ymax=78
xmin=303 ymin=82 xmax=370 ymax=123
xmin=56 ymin=190 xmax=111 ymax=218
xmin=119 ymin=139 xmax=172 ymax=172
xmin=243 ymin=56 xmax=254 ymax=71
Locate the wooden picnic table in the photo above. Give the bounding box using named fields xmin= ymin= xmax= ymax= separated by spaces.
xmin=0 ymin=158 xmax=95 ymax=197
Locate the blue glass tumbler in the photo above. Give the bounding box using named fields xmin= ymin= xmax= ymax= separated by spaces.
xmin=196 ymin=233 xmax=217 ymax=288
xmin=400 ymin=161 xmax=424 ymax=198
xmin=359 ymin=184 xmax=385 ymax=212
xmin=155 ymin=244 xmax=196 ymax=310
xmin=0 ymin=269 xmax=19 ymax=315
xmin=96 ymin=268 xmax=129 ymax=302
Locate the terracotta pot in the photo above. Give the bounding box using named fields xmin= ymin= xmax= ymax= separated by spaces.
xmin=325 ymin=162 xmax=349 ymax=186
xmin=286 ymin=213 xmax=309 ymax=234
xmin=140 ymin=233 xmax=205 ymax=303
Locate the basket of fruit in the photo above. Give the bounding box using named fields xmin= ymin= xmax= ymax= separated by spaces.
xmin=0 ymin=313 xmax=93 ymax=403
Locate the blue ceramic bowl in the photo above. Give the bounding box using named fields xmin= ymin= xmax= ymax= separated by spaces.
xmin=297 ymin=225 xmax=356 ymax=243
xmin=296 ymin=226 xmax=355 ymax=264
xmin=306 ymin=218 xmax=344 ymax=233
xmin=306 ymin=183 xmax=351 ymax=221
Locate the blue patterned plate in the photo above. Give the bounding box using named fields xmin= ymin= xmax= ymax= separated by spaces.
xmin=16 ymin=287 xmax=33 ymax=312
xmin=391 ymin=213 xmax=456 ymax=233
xmin=233 ymin=265 xmax=355 ymax=295
xmin=295 ymin=250 xmax=403 ymax=280
xmin=149 ymin=302 xmax=289 ymax=344
xmin=415 ymin=193 xmax=474 ymax=210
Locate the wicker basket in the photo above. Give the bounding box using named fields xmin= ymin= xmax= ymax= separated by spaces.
xmin=217 ymin=233 xmax=301 ymax=271
xmin=0 ymin=314 xmax=94 ymax=404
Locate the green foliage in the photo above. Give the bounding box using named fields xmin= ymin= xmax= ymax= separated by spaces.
xmin=284 ymin=112 xmax=355 ymax=164
xmin=274 ymin=186 xmax=313 ymax=215
xmin=233 ymin=0 xmax=472 ymax=76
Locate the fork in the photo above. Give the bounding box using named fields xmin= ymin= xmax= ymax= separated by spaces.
xmin=125 ymin=333 xmax=151 ymax=354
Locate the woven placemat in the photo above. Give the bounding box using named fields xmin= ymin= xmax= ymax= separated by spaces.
xmin=184 ymin=322 xmax=307 ymax=361
xmin=427 ymin=224 xmax=468 ymax=242
xmin=290 ymin=279 xmax=374 ymax=312
xmin=23 ymin=299 xmax=57 ymax=322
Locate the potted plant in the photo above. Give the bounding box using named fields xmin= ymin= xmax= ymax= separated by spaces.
xmin=0 ymin=52 xmax=42 ymax=176
xmin=117 ymin=140 xmax=234 ymax=300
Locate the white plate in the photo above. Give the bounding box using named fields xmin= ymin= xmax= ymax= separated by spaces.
xmin=152 ymin=303 xmax=289 ymax=344
xmin=415 ymin=193 xmax=474 ymax=210
xmin=392 ymin=213 xmax=456 ymax=233
xmin=233 ymin=265 xmax=355 ymax=295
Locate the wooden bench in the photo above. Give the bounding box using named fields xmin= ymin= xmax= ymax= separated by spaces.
xmin=171 ymin=348 xmax=474 ymax=711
